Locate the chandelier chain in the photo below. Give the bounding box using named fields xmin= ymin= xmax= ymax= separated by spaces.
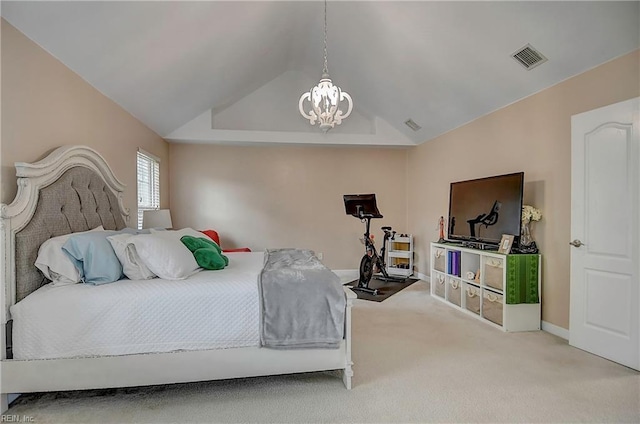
xmin=323 ymin=0 xmax=328 ymax=75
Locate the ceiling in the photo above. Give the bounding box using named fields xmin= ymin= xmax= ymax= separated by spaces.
xmin=2 ymin=1 xmax=639 ymax=146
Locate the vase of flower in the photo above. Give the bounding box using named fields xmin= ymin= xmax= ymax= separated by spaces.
xmin=521 ymin=205 xmax=542 ymax=248
xmin=521 ymin=219 xmax=533 ymax=246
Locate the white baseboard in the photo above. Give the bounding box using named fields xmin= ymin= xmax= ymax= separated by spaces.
xmin=414 ymin=271 xmax=429 ymax=282
xmin=541 ymin=321 xmax=569 ymax=340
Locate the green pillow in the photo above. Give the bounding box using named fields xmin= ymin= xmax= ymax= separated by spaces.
xmin=180 ymin=236 xmax=229 ymax=270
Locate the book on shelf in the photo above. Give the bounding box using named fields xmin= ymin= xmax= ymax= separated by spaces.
xmin=446 ymin=250 xmax=461 ymax=277
xmin=453 ymin=251 xmax=461 ymax=277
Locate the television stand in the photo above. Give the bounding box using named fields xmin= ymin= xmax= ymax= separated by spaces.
xmin=430 ymin=242 xmax=541 ymax=332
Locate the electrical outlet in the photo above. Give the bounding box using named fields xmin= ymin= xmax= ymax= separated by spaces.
xmin=317 ymin=252 xmax=323 ymax=260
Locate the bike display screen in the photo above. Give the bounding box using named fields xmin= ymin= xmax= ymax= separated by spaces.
xmin=343 ymin=194 xmax=383 ymax=219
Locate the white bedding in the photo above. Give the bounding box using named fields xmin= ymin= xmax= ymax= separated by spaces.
xmin=10 ymin=252 xmax=264 ymax=360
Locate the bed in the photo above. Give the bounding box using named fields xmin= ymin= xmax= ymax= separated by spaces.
xmin=0 ymin=145 xmax=355 ymax=412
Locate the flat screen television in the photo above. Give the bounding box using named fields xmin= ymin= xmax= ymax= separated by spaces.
xmin=447 ymin=172 xmax=524 ymax=246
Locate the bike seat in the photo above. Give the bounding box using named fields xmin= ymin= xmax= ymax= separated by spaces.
xmin=381 ymin=226 xmax=392 ymax=231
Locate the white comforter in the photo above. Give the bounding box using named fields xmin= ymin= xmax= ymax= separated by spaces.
xmin=10 ymin=252 xmax=263 ymax=360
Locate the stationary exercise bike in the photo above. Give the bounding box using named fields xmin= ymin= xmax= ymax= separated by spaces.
xmin=344 ymin=194 xmax=407 ymax=295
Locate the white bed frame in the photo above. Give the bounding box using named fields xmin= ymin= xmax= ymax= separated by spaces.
xmin=0 ymin=145 xmax=356 ymax=412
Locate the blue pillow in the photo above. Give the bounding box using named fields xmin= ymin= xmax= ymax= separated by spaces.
xmin=62 ymin=228 xmax=136 ymax=285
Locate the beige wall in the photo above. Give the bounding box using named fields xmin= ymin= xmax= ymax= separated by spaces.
xmin=408 ymin=50 xmax=640 ymax=330
xmin=0 ymin=20 xmax=169 ymax=219
xmin=169 ymin=143 xmax=408 ymax=269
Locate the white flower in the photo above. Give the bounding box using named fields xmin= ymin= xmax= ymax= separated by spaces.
xmin=522 ymin=205 xmax=542 ymax=222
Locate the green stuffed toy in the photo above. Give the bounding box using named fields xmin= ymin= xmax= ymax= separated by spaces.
xmin=180 ymin=236 xmax=229 ymax=270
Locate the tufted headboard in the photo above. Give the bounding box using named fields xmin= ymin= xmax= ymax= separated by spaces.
xmin=1 ymin=146 xmax=129 ymax=317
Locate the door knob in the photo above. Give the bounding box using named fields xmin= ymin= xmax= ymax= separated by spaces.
xmin=569 ymin=239 xmax=584 ymax=248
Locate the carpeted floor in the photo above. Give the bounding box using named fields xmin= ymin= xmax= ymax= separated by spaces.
xmin=6 ymin=280 xmax=640 ymax=423
xmin=344 ymin=276 xmax=419 ymax=301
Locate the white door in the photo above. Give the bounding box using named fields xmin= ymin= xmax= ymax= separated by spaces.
xmin=570 ymin=97 xmax=639 ymax=370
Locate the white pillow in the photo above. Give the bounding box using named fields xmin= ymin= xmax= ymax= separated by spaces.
xmin=150 ymin=227 xmax=213 ymax=241
xmin=107 ymin=233 xmax=156 ymax=281
xmin=132 ymin=233 xmax=201 ymax=280
xmin=35 ymin=225 xmax=105 ymax=286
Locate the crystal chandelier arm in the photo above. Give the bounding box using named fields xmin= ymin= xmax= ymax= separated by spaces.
xmin=339 ymin=91 xmax=353 ymax=120
xmin=299 ymin=92 xmax=319 ymax=125
xmin=299 ymin=92 xmax=313 ymax=120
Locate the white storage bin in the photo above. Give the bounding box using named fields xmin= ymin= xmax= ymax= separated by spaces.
xmin=446 ymin=278 xmax=461 ymax=307
xmin=483 ymin=258 xmax=504 ymax=291
xmin=433 ymin=273 xmax=446 ymax=298
xmin=482 ymin=290 xmax=504 ymax=326
xmin=464 ymin=284 xmax=481 ymax=315
xmin=433 ymin=248 xmax=446 ymax=272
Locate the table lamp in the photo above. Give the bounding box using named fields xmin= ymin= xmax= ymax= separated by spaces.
xmin=142 ymin=209 xmax=173 ymax=229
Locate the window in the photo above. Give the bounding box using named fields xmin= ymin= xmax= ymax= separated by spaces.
xmin=137 ymin=149 xmax=160 ymax=229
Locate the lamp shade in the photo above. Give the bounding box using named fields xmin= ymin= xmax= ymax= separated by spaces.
xmin=142 ymin=209 xmax=173 ymax=229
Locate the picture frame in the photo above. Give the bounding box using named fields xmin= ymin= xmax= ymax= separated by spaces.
xmin=498 ymin=234 xmax=515 ymax=254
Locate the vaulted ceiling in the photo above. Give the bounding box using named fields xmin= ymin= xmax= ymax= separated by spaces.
xmin=2 ymin=1 xmax=639 ymax=146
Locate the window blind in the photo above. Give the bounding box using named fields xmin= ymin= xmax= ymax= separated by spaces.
xmin=137 ymin=150 xmax=160 ymax=229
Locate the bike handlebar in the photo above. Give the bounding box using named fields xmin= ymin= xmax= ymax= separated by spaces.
xmin=359 ymin=213 xmax=383 ymax=219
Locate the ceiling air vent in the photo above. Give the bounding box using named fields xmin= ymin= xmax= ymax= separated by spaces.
xmin=404 ymin=119 xmax=422 ymax=131
xmin=511 ymin=44 xmax=548 ymax=70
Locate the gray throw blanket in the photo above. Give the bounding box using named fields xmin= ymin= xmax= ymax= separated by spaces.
xmin=258 ymin=248 xmax=346 ymax=349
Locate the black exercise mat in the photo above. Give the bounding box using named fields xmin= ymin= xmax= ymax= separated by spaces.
xmin=344 ymin=276 xmax=419 ymax=302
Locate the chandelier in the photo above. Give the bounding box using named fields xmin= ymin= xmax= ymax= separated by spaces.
xmin=299 ymin=0 xmax=353 ymax=132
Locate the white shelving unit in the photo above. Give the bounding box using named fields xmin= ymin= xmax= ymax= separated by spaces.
xmin=387 ymin=235 xmax=413 ymax=277
xmin=430 ymin=242 xmax=541 ymax=332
